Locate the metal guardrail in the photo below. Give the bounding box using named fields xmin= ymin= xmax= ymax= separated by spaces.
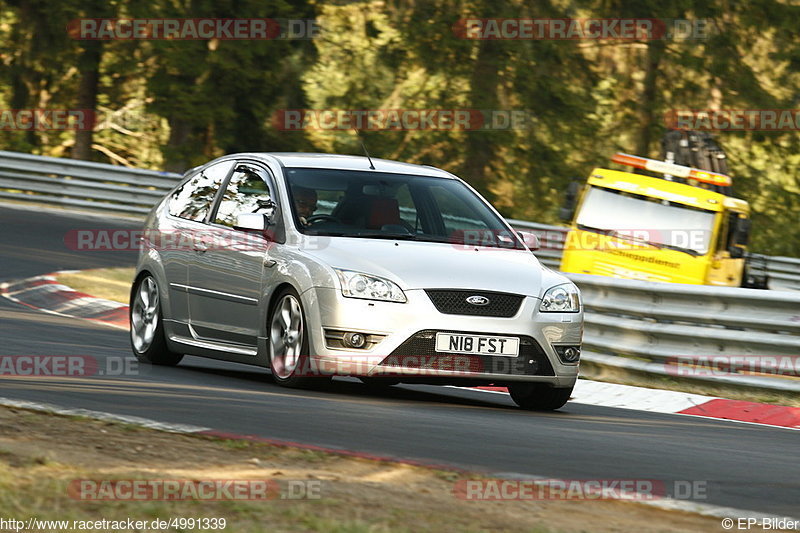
xmin=1 ymin=151 xmax=798 ymax=391
xmin=746 ymin=254 xmax=800 ymax=292
xmin=0 ymin=150 xmax=181 ymax=214
xmin=567 ymin=273 xmax=800 ymax=392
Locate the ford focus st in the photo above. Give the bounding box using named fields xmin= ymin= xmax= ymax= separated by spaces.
xmin=129 ymin=153 xmax=583 ymax=410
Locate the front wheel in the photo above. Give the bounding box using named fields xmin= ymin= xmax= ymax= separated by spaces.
xmin=268 ymin=288 xmax=328 ymax=388
xmin=130 ymin=274 xmax=183 ymax=366
xmin=508 ymin=382 xmax=573 ymax=411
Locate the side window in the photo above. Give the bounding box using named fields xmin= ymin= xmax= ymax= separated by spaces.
xmin=168 ymin=161 xmax=234 ymax=222
xmin=213 ymin=165 xmax=274 ymax=227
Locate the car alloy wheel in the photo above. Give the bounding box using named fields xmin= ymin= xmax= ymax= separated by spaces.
xmin=131 ymin=275 xmax=160 ymax=353
xmin=129 ymin=274 xmax=183 ymax=366
xmin=269 ymin=293 xmax=305 ymax=379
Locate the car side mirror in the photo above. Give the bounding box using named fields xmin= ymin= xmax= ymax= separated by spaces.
xmin=731 ymin=217 xmax=750 ymax=246
xmin=727 ymin=216 xmax=749 ymax=259
xmin=517 ymin=231 xmax=540 ymax=251
xmin=256 ymin=198 xmax=277 ymax=223
xmin=234 ymin=213 xmax=267 ymax=232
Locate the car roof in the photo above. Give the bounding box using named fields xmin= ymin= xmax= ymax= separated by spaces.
xmin=234 ymin=152 xmax=456 ymax=179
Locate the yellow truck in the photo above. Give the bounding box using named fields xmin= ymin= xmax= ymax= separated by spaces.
xmin=559 ymin=153 xmax=755 ymax=286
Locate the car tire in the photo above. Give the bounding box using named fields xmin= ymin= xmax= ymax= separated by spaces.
xmin=268 ymin=287 xmax=328 ymax=389
xmin=130 ymin=274 xmax=184 ymax=366
xmin=508 ymin=382 xmax=573 ymax=411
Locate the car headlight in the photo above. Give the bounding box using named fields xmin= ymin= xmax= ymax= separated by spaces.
xmin=539 ymin=283 xmax=580 ymax=313
xmin=335 ymin=269 xmax=407 ymax=303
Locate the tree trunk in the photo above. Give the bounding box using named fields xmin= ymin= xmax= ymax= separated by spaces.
xmin=635 ymin=40 xmax=665 ymax=157
xmin=8 ymin=2 xmax=38 ymax=149
xmin=72 ymin=40 xmax=103 ymax=161
xmin=164 ymin=117 xmax=193 ymax=173
xmin=463 ymin=38 xmax=501 ymax=199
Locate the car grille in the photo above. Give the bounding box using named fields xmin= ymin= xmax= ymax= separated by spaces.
xmin=424 ymin=289 xmax=524 ymax=318
xmin=379 ymin=330 xmax=554 ymax=376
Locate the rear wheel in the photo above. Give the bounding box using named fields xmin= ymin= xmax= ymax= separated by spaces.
xmin=130 ymin=275 xmax=183 ymax=366
xmin=268 ymin=288 xmax=328 ymax=388
xmin=508 ymin=382 xmax=573 ymax=411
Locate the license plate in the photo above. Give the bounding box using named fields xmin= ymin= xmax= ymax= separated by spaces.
xmin=434 ymin=333 xmax=519 ymax=356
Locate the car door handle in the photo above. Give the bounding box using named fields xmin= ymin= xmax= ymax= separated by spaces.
xmin=194 ymin=241 xmax=209 ymax=252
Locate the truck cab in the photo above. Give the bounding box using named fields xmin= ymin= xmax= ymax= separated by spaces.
xmin=560 ymin=154 xmax=752 ymax=286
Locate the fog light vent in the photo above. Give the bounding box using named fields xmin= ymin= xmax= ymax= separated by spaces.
xmin=324 ymin=329 xmax=384 ymax=350
xmin=343 ymin=332 xmax=366 ymax=348
xmin=554 ymin=345 xmax=581 ymax=364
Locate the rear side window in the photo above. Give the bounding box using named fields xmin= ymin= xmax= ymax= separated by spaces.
xmin=168 ymin=161 xmax=234 ymax=221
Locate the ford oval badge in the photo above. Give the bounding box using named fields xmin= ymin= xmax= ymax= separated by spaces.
xmin=466 ymin=295 xmax=490 ymax=306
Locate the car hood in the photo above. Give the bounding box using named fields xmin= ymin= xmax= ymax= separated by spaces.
xmin=303 ymin=237 xmax=551 ymax=297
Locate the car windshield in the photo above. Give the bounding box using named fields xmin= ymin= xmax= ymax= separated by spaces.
xmin=284 ymin=168 xmax=523 ymax=249
xmin=575 ymin=186 xmax=717 ymax=255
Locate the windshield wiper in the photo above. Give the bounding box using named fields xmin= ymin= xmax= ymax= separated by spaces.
xmin=348 ymin=232 xmax=421 ymax=240
xmin=577 ymin=224 xmax=701 ymax=256
xmin=306 ymin=231 xmax=523 ymax=248
xmin=307 ymin=230 xmax=421 ymax=240
xmin=610 ymin=232 xmax=702 ymax=256
xmin=653 ymin=242 xmax=702 ymax=257
xmin=577 ymin=224 xmax=614 ymax=236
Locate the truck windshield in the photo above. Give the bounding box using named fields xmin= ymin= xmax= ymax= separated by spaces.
xmin=575 ymin=186 xmax=716 ymax=255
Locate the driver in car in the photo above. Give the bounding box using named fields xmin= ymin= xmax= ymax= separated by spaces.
xmin=292 ymin=186 xmax=318 ymax=226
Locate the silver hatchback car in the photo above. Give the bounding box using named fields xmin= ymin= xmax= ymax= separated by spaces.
xmin=130 ymin=153 xmax=583 ymax=410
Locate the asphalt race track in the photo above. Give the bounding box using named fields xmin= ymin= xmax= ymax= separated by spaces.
xmin=0 ymin=203 xmax=797 ymax=517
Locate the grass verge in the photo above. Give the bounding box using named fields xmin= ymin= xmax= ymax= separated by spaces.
xmin=0 ymin=405 xmax=723 ymax=533
xmin=57 ymin=267 xmax=134 ymax=304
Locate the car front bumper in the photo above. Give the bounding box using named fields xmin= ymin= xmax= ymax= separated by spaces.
xmin=300 ymin=287 xmax=582 ymax=386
